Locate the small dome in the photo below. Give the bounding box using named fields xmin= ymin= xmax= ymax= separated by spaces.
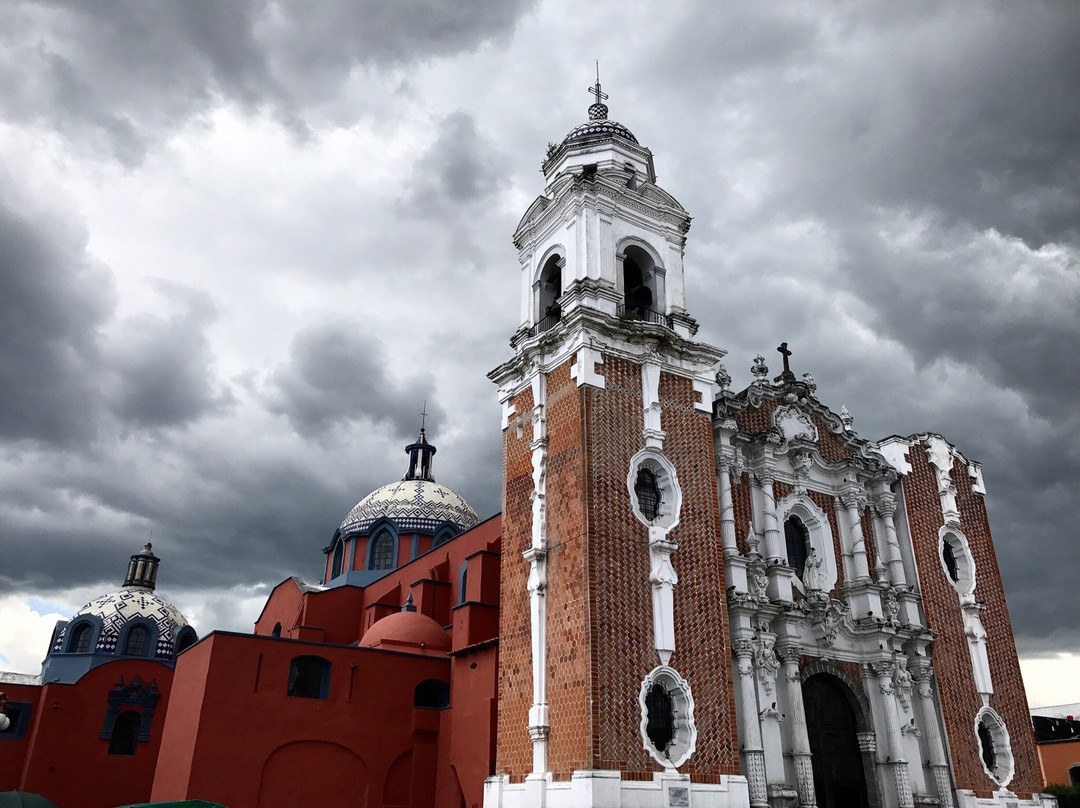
xmin=561 ymin=117 xmax=638 ymax=146
xmin=53 ymin=588 xmax=190 ymax=660
xmin=360 ymin=611 xmax=450 ymax=655
xmin=340 ymin=479 xmax=479 ymax=536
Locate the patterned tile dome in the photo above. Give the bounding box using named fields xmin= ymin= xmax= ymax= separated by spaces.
xmin=53 ymin=587 xmax=190 ymax=660
xmin=338 ymin=428 xmax=480 ymax=537
xmin=561 ymin=117 xmax=639 ymax=146
xmin=339 ymin=478 xmax=479 ymax=536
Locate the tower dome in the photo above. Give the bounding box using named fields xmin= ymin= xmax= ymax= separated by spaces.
xmin=325 ymin=429 xmax=480 ymax=586
xmin=337 ymin=429 xmax=479 ymax=536
xmin=43 ymin=544 xmax=196 ymax=683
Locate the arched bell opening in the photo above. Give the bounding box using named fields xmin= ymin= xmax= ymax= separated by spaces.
xmin=617 ymin=243 xmax=666 ymax=324
xmin=535 ymin=253 xmax=564 ymax=332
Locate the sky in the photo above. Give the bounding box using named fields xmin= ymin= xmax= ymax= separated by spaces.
xmin=0 ymin=1 xmax=1077 ymax=707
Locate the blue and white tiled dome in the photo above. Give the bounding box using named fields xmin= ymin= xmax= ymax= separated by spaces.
xmin=339 ymin=479 xmax=479 ymax=536
xmin=561 ymin=117 xmax=638 ymax=146
xmin=338 ymin=428 xmax=480 ymax=537
xmin=49 ymin=543 xmax=194 ymax=662
xmin=53 ymin=587 xmax=190 ymax=660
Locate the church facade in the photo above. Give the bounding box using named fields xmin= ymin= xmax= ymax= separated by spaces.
xmin=0 ymin=88 xmax=1053 ymax=808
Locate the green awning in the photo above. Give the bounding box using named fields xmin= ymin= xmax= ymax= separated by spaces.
xmin=111 ymin=801 xmax=229 ymax=808
xmin=0 ymin=792 xmax=62 ymax=808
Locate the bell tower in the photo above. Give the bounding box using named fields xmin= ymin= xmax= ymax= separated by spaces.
xmin=487 ymin=80 xmax=748 ymax=808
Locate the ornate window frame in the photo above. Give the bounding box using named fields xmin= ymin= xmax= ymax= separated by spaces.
xmin=975 ymin=706 xmax=1014 ymax=787
xmin=939 ymin=526 xmax=976 ymax=596
xmin=638 ymin=665 xmax=696 ymax=768
xmin=627 ymin=448 xmax=682 ymax=531
xmin=777 ymin=493 xmax=837 ymax=595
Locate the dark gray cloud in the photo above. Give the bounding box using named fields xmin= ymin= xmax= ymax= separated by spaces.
xmin=0 ymin=0 xmax=535 ymax=164
xmin=0 ymin=180 xmax=234 ymax=445
xmin=405 ymin=112 xmax=509 ymax=211
xmin=0 ymin=1 xmax=1077 ymax=683
xmin=105 ymin=281 xmax=234 ymax=428
xmin=0 ymin=183 xmax=113 ymax=445
xmin=268 ymin=323 xmax=444 ymax=440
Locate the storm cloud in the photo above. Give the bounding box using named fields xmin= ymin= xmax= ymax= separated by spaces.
xmin=0 ymin=1 xmax=1077 ymax=699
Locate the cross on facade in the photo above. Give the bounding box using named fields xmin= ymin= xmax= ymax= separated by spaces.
xmin=420 ymin=400 xmax=428 ymax=431
xmin=777 ymin=342 xmax=792 ymax=374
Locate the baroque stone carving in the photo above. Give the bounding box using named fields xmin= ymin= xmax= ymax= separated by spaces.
xmin=754 ymin=634 xmax=781 ymax=695
xmin=894 ymin=657 xmax=914 ymax=711
xmin=715 ymin=364 xmax=732 ymax=392
xmin=773 ymin=405 xmax=819 ymax=444
xmin=751 ymin=354 xmax=770 ymax=383
xmin=802 ymin=547 xmax=828 ymax=593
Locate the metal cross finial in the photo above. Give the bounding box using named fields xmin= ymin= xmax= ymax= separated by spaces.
xmin=420 ymin=400 xmax=428 ymax=431
xmin=777 ymin=342 xmax=792 ymax=374
xmin=588 ymin=60 xmax=608 ymax=105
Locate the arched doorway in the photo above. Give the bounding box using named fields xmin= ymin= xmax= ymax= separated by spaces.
xmin=803 ymin=673 xmax=871 ymax=808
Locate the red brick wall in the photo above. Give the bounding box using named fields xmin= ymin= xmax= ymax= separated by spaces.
xmin=543 ymin=358 xmax=590 ymax=778
xmin=495 ymin=382 xmax=535 ymax=780
xmin=656 ymin=372 xmax=739 ymax=779
xmin=732 ymin=472 xmax=753 ymax=554
xmin=496 ymin=354 xmax=740 ymax=782
xmin=903 ymin=440 xmax=1043 ymax=798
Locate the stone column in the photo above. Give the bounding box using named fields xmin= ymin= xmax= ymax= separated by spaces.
xmin=910 ymin=659 xmax=956 ymax=808
xmin=734 ymin=639 xmax=769 ymax=808
xmin=779 ymin=646 xmax=816 ymax=808
xmin=871 ymin=661 xmax=914 ymax=808
xmin=874 ymin=494 xmax=907 ymax=587
xmin=757 ymin=471 xmax=783 ymax=566
xmin=841 ymin=487 xmax=871 ymax=581
xmin=525 ymin=374 xmax=550 ymax=776
xmin=717 ymin=449 xmax=739 ymax=558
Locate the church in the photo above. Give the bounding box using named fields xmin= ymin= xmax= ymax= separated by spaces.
xmin=0 ymin=84 xmax=1054 ymax=808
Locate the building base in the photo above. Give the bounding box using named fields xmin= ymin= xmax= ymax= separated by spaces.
xmin=484 ymin=770 xmax=751 ymax=808
xmin=954 ymin=789 xmax=1057 ymax=808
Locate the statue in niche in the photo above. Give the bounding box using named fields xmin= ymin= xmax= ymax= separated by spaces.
xmin=802 ymin=546 xmax=827 ymax=593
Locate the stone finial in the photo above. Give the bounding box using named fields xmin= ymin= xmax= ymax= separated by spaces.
xmin=715 ymin=364 xmax=732 ymax=392
xmin=801 ymin=372 xmax=816 ymax=393
xmin=402 ymin=593 xmax=417 ymax=612
xmin=840 ymin=405 xmax=854 ymax=430
xmin=751 ymin=355 xmax=769 ymax=383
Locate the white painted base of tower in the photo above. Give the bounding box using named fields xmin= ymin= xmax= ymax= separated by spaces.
xmin=484 ymin=770 xmax=751 ymax=808
xmin=954 ymin=789 xmax=1057 ymax=808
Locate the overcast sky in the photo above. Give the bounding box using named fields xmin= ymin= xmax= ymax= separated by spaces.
xmin=0 ymin=1 xmax=1077 ymax=706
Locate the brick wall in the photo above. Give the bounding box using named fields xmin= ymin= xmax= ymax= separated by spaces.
xmin=903 ymin=440 xmax=1043 ymax=798
xmin=496 ymin=353 xmax=740 ymax=782
xmin=495 ymin=383 xmax=535 ymax=780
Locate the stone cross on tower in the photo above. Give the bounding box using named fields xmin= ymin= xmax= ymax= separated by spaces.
xmin=775 ymin=342 xmax=796 ymax=383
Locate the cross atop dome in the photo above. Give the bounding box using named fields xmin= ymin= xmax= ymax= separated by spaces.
xmin=587 ymin=61 xmax=609 ymax=120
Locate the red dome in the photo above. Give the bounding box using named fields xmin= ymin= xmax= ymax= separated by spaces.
xmin=359 ymin=611 xmax=450 ymax=656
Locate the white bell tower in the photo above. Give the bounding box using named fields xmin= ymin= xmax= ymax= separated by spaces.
xmin=488 ymin=77 xmax=747 ymax=808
